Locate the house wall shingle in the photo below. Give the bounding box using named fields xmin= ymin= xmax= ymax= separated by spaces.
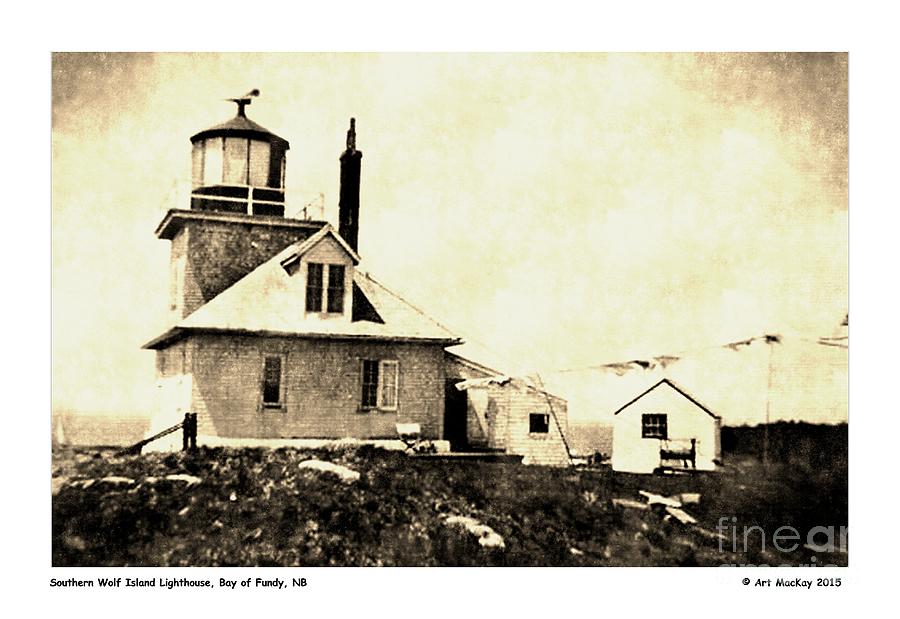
xmin=179 ymin=333 xmax=445 ymax=440
xmin=502 ymin=384 xmax=570 ymax=467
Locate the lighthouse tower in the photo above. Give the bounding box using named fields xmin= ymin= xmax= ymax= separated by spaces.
xmin=156 ymin=93 xmax=327 ymax=318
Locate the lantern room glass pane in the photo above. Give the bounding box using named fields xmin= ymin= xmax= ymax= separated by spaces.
xmin=223 ymin=137 xmax=248 ymax=185
xmin=203 ymin=137 xmax=223 ymax=186
xmin=248 ymin=140 xmax=271 ymax=187
xmin=191 ymin=142 xmax=204 ymax=187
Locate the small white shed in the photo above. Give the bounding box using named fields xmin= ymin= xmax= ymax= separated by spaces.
xmin=611 ymin=379 xmax=722 ymax=474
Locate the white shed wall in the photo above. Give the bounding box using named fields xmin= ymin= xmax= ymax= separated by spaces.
xmin=611 ymin=382 xmax=720 ymax=474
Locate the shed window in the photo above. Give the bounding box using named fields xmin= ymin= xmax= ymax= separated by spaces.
xmin=361 ymin=359 xmax=399 ymax=410
xmin=529 ymin=413 xmax=550 ymax=434
xmin=262 ymin=355 xmax=283 ymax=407
xmin=642 ymin=414 xmax=668 ymax=439
xmin=306 ymin=263 xmax=323 ymax=312
xmin=327 ymin=265 xmax=345 ymax=313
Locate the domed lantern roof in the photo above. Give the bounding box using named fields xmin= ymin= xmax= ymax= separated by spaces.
xmin=189 ymin=90 xmax=290 ymax=217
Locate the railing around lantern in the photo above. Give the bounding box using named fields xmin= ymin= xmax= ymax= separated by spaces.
xmin=161 ymin=180 xmax=326 ymax=221
xmin=191 ymin=183 xmax=286 ymax=217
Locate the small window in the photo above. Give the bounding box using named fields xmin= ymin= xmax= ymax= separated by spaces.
xmin=361 ymin=359 xmax=400 ymax=410
xmin=262 ymin=355 xmax=283 ymax=407
xmin=529 ymin=413 xmax=550 ymax=434
xmin=361 ymin=359 xmax=379 ymax=408
xmin=642 ymin=414 xmax=668 ymax=439
xmin=327 ymin=264 xmax=345 ymax=313
xmin=306 ymin=263 xmax=323 ymax=312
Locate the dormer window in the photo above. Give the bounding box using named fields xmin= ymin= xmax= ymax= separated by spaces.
xmin=305 ymin=262 xmax=347 ymax=314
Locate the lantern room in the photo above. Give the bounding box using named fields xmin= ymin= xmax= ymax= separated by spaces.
xmin=189 ymin=96 xmax=289 ymax=217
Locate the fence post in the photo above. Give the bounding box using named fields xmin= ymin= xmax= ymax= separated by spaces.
xmin=189 ymin=413 xmax=197 ymax=451
xmin=182 ymin=413 xmax=190 ymax=451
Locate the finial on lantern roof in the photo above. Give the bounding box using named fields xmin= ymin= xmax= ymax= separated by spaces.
xmin=226 ymin=88 xmax=260 ymax=118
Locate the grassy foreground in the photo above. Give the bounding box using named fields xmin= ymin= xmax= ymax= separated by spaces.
xmin=52 ymin=445 xmax=847 ymax=567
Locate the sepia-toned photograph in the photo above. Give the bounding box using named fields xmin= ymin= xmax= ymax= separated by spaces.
xmin=51 ymin=52 xmax=848 ymax=568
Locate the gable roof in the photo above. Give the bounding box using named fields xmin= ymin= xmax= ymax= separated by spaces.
xmin=612 ymin=378 xmax=720 ymax=419
xmin=279 ymin=223 xmax=361 ymax=267
xmin=142 ymin=227 xmax=458 ymax=349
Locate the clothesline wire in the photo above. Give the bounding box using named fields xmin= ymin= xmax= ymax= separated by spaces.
xmin=538 ymin=330 xmax=847 ymax=375
xmin=358 ymin=272 xmax=847 ymax=378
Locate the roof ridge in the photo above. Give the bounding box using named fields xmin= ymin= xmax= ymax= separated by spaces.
xmin=612 ymin=378 xmax=719 ymax=419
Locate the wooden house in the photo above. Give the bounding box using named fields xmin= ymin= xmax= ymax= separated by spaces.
xmin=140 ymin=99 xmax=568 ymax=463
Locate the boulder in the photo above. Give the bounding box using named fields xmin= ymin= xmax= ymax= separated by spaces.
xmin=298 ymin=460 xmax=361 ymax=484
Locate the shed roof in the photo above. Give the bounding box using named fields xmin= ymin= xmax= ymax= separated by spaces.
xmin=143 ymin=225 xmax=459 ymax=349
xmin=612 ymin=378 xmax=720 ymax=419
xmin=445 ymin=351 xmax=567 ymax=403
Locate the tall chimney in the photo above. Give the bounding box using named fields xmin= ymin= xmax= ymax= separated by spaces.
xmin=339 ymin=118 xmax=362 ymax=252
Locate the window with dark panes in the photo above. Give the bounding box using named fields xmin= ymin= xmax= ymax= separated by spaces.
xmin=306 ymin=263 xmax=323 ymax=312
xmin=327 ymin=264 xmax=345 ymax=313
xmin=361 ymin=360 xmax=379 ymax=408
xmin=262 ymin=356 xmax=282 ymax=406
xmin=641 ymin=413 xmax=668 ymax=439
xmin=529 ymin=413 xmax=550 ymax=434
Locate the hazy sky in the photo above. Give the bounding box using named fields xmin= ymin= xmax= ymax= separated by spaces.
xmin=51 ymin=52 xmax=847 ymax=424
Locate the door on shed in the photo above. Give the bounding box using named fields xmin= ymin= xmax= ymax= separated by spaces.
xmin=444 ymin=379 xmax=469 ymax=452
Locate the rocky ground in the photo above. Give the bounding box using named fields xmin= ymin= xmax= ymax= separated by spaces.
xmin=52 ymin=445 xmax=847 ymax=567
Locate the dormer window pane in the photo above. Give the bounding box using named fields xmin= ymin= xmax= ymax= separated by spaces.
xmin=203 ymin=137 xmax=223 ymax=185
xmin=249 ymin=140 xmax=271 ymax=187
xmin=306 ymin=263 xmax=323 ymax=312
xmin=327 ymin=265 xmax=345 ymax=313
xmin=223 ymin=137 xmax=249 ymax=185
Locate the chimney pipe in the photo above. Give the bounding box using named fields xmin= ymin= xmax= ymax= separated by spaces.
xmin=338 ymin=118 xmax=362 ymax=252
